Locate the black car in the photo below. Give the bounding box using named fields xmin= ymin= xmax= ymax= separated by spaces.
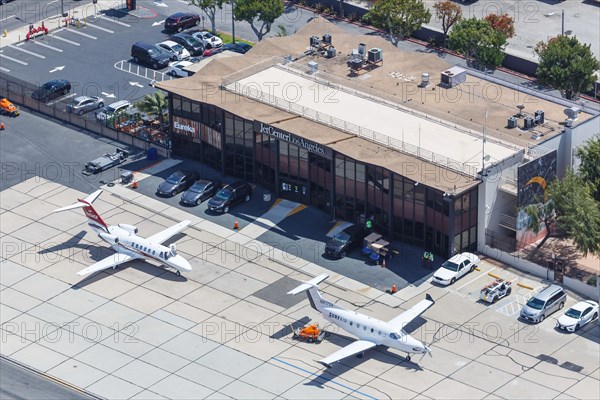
xmin=164 ymin=12 xmax=201 ymax=33
xmin=31 ymin=79 xmax=71 ymax=103
xmin=325 ymin=224 xmax=367 ymax=258
xmin=207 ymin=180 xmax=252 ymax=213
xmin=180 ymin=179 xmax=221 ymax=206
xmin=156 ymin=170 xmax=199 ymax=197
xmin=170 ymin=33 xmax=204 ymax=56
xmin=131 ymin=42 xmax=170 ymax=70
xmin=223 ymin=42 xmax=253 ymax=54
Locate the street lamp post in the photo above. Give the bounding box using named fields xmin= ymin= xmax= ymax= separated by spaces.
xmin=231 ymin=0 xmax=235 ymax=44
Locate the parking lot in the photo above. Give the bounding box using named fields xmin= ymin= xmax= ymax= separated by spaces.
xmin=1 ymin=177 xmax=598 ymax=400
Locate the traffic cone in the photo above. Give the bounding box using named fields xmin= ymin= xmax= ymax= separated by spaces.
xmin=132 ymin=180 xmax=138 ymax=189
xmin=233 ymin=220 xmax=239 ymax=230
xmin=0 ymin=122 xmax=4 ymax=130
xmin=391 ymin=284 xmax=397 ymax=294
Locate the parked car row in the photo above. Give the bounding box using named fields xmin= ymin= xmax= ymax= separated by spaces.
xmin=156 ymin=171 xmax=252 ymax=213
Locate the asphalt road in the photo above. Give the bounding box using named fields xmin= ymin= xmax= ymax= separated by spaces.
xmin=0 ymin=356 xmax=99 ymax=400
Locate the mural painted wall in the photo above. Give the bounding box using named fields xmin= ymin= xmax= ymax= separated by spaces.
xmin=516 ymin=150 xmax=557 ymax=248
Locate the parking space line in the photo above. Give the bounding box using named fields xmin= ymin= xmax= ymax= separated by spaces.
xmin=84 ymin=23 xmax=114 ymax=34
xmin=0 ymin=67 xmax=9 ymax=72
xmin=97 ymin=15 xmax=131 ymax=27
xmin=51 ymin=35 xmax=80 ymax=46
xmin=456 ymin=267 xmax=496 ymax=291
xmin=0 ymin=54 xmax=28 ymax=66
xmin=46 ymin=93 xmax=77 ymax=106
xmin=33 ymin=42 xmax=63 ymax=52
xmin=0 ymin=15 xmax=15 ymax=23
xmin=64 ymin=28 xmax=97 ymax=40
xmin=8 ymin=45 xmax=45 ymax=59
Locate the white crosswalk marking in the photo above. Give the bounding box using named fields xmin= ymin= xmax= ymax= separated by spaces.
xmin=0 ymin=54 xmax=28 ymax=65
xmin=8 ymin=45 xmax=45 ymax=59
xmin=64 ymin=28 xmax=97 ymax=40
xmin=34 ymin=42 xmax=63 ymax=52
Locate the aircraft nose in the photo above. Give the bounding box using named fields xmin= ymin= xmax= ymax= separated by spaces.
xmin=179 ymin=256 xmax=192 ymax=272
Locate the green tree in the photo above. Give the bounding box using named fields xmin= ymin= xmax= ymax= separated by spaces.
xmin=233 ymin=0 xmax=284 ymax=41
xmin=136 ymin=91 xmax=168 ymax=132
xmin=521 ymin=171 xmax=600 ymax=257
xmin=275 ymin=24 xmax=289 ymax=37
xmin=433 ymin=0 xmax=462 ymax=47
xmin=365 ymin=0 xmax=431 ymax=45
xmin=484 ymin=13 xmax=515 ymax=39
xmin=188 ymin=0 xmax=226 ymax=34
xmin=576 ymin=135 xmax=600 ymax=201
xmin=448 ymin=17 xmax=507 ymax=70
xmin=535 ymin=35 xmax=600 ymax=100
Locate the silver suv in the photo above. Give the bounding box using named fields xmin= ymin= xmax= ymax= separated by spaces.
xmin=520 ymin=285 xmax=566 ymax=323
xmin=95 ymin=100 xmax=131 ymax=122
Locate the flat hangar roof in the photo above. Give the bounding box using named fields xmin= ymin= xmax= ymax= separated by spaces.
xmin=227 ymin=66 xmax=519 ymax=175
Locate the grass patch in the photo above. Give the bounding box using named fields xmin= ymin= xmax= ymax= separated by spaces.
xmin=216 ymin=32 xmax=255 ymax=46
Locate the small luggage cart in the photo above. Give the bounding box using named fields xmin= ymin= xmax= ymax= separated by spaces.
xmin=291 ymin=323 xmax=326 ymax=343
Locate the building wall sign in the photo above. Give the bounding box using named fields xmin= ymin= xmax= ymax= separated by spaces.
xmin=254 ymin=120 xmax=332 ymax=158
xmin=173 ymin=116 xmax=200 ymax=137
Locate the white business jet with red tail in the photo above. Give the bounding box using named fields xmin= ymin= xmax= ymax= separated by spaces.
xmin=288 ymin=274 xmax=435 ymax=367
xmin=54 ymin=190 xmax=192 ymax=276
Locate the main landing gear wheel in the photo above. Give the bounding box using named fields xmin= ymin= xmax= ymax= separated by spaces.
xmin=405 ymin=355 xmax=411 ymax=361
xmin=356 ymin=352 xmax=364 ymax=359
xmin=176 ymin=270 xmax=181 ymax=276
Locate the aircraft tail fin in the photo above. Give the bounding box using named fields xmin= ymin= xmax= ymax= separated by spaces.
xmin=288 ymin=274 xmax=340 ymax=312
xmin=53 ymin=190 xmax=108 ymax=232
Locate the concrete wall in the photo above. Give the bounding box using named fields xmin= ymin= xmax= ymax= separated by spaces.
xmin=482 ymin=245 xmax=554 ymax=281
xmin=570 ymin=114 xmax=600 ymax=171
xmin=563 ymin=276 xmax=600 ymax=301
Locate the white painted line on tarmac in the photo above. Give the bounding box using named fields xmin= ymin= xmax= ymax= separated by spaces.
xmin=0 ymin=15 xmax=16 ymax=23
xmin=0 ymin=54 xmax=28 ymax=66
xmin=47 ymin=93 xmax=77 ymax=106
xmin=64 ymin=28 xmax=97 ymax=40
xmin=0 ymin=67 xmax=10 ymax=72
xmin=8 ymin=45 xmax=45 ymax=58
xmin=84 ymin=23 xmax=114 ymax=34
xmin=456 ymin=267 xmax=497 ymax=291
xmin=48 ymin=0 xmax=59 ymax=4
xmin=97 ymin=15 xmax=131 ymax=27
xmin=51 ymin=35 xmax=80 ymax=46
xmin=34 ymin=41 xmax=63 ymax=52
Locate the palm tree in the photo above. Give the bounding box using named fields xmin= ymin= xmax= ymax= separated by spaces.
xmin=136 ymin=91 xmax=167 ymax=132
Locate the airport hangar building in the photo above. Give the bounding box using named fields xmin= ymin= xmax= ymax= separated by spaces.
xmin=157 ymin=19 xmax=599 ymax=259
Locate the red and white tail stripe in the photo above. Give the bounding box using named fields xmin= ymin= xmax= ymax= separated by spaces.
xmin=53 ymin=190 xmax=108 ymax=232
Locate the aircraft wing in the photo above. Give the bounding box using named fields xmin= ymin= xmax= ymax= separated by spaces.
xmin=387 ymin=294 xmax=435 ymax=330
xmin=76 ymin=252 xmax=139 ymax=276
xmin=319 ymin=340 xmax=377 ymax=368
xmin=146 ymin=220 xmax=191 ymax=245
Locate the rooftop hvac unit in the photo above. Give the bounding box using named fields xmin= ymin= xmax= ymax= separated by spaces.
xmin=348 ymin=58 xmax=362 ymax=70
xmin=564 ymin=106 xmax=580 ymax=120
xmin=308 ymin=61 xmax=318 ymax=74
xmin=534 ymin=110 xmax=544 ymax=124
xmin=440 ymin=66 xmax=466 ymax=87
xmin=322 ymin=33 xmax=332 ymax=45
xmin=419 ymin=72 xmax=430 ymax=87
xmin=310 ymin=36 xmax=320 ymax=48
xmin=358 ymin=43 xmax=366 ymax=56
xmin=283 ymin=55 xmax=292 ymax=64
xmin=367 ymin=48 xmax=382 ymax=63
xmin=326 ymin=47 xmax=336 ymax=58
xmin=523 ymin=116 xmax=534 ymax=129
xmin=507 ymin=116 xmax=517 ymax=129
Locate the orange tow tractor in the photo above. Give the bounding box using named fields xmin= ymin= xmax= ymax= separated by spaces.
xmin=291 ymin=323 xmax=326 ymax=343
xmin=0 ymin=98 xmax=20 ymax=117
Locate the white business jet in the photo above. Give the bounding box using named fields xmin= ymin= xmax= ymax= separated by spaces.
xmin=288 ymin=274 xmax=435 ymax=367
xmin=54 ymin=190 xmax=192 ymax=276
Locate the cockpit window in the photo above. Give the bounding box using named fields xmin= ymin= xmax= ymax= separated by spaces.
xmin=389 ymin=332 xmax=399 ymax=340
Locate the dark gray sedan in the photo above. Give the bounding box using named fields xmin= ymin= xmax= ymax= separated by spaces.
xmin=156 ymin=170 xmax=199 ymax=197
xmin=66 ymin=96 xmax=105 ymax=115
xmin=180 ymin=179 xmax=221 ymax=206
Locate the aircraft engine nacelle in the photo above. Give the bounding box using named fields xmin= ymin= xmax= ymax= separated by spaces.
xmin=118 ymin=224 xmax=138 ymax=235
xmin=99 ymin=232 xmax=119 ymax=244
